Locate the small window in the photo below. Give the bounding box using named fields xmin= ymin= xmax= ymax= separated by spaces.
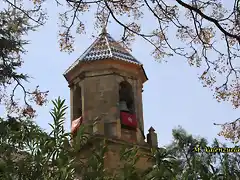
xmin=73 ymin=85 xmax=82 ymax=120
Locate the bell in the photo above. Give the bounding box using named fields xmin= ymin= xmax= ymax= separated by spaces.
xmin=119 ymin=101 xmax=129 ymax=112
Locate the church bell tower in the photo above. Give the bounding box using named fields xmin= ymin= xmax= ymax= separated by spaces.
xmin=63 ymin=28 xmax=158 ymax=171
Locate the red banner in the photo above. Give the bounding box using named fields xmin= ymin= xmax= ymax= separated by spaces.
xmin=120 ymin=112 xmax=137 ymax=128
xmin=71 ymin=116 xmax=83 ymax=134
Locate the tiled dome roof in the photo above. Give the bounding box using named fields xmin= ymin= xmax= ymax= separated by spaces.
xmin=64 ymin=29 xmax=142 ymax=74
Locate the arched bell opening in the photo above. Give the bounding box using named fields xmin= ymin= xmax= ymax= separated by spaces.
xmin=119 ymin=81 xmax=137 ymax=131
xmin=119 ymin=81 xmax=134 ymax=114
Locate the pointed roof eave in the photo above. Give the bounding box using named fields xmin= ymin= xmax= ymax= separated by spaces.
xmin=140 ymin=64 xmax=148 ymax=82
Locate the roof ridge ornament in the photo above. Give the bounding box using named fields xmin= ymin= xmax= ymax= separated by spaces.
xmin=102 ymin=26 xmax=107 ymax=34
xmin=100 ymin=24 xmax=107 ymax=35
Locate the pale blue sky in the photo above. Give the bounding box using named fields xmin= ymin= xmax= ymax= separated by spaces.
xmin=1 ymin=1 xmax=239 ymax=147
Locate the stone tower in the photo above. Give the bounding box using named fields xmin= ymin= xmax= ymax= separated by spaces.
xmin=63 ymin=29 xmax=158 ymax=172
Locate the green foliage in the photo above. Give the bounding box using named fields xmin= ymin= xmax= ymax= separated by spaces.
xmin=118 ymin=146 xmax=141 ymax=180
xmin=0 ymin=115 xmax=47 ymax=180
xmin=166 ymin=127 xmax=240 ymax=179
xmin=80 ymin=140 xmax=111 ymax=180
xmin=0 ymin=8 xmax=28 ymax=86
xmin=1 ymin=98 xmax=240 ymax=179
xmin=0 ymin=97 xmax=81 ymax=179
xmin=0 ymin=0 xmax=46 ymax=86
xmin=0 ymin=1 xmax=48 ymax=120
xmin=144 ymin=147 xmax=180 ymax=179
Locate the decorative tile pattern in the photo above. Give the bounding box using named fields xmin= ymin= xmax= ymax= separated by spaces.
xmin=65 ymin=32 xmax=142 ymax=74
xmin=79 ymin=33 xmax=141 ymax=64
